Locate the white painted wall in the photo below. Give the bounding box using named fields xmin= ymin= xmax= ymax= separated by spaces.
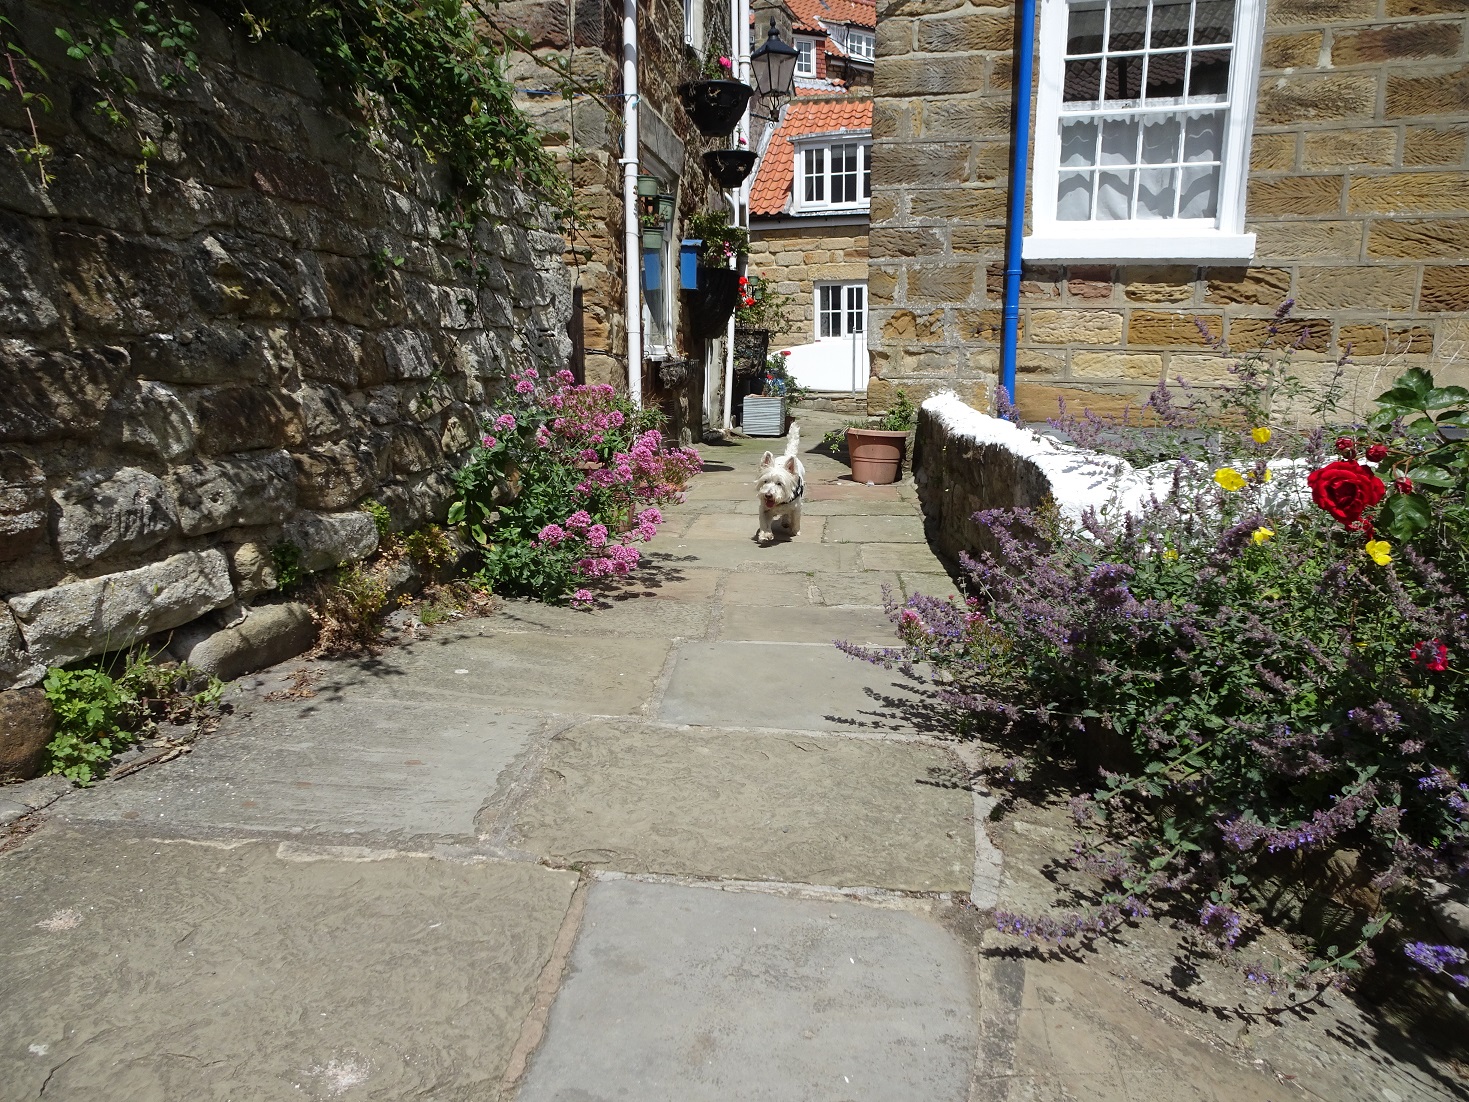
xmin=778 ymin=336 xmax=868 ymax=392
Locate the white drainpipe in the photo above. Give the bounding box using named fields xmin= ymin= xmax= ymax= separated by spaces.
xmin=622 ymin=0 xmax=642 ymax=407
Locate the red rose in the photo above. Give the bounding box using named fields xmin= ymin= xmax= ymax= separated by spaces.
xmin=1335 ymin=437 xmax=1356 ymax=456
xmin=1396 ymin=477 xmax=1414 ymax=494
xmin=1411 ymin=639 xmax=1449 ymax=672
xmin=1306 ymin=460 xmax=1386 ymax=527
xmin=1366 ymin=444 xmax=1389 ymax=462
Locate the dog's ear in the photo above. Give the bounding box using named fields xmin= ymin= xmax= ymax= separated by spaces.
xmin=759 ymin=451 xmax=774 ymax=467
xmin=784 ymin=456 xmax=799 ymax=473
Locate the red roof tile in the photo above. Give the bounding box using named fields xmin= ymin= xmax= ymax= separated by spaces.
xmin=782 ymin=0 xmax=877 ymax=34
xmin=749 ymin=97 xmax=873 ymax=216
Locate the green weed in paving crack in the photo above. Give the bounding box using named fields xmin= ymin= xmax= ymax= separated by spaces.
xmin=43 ymin=651 xmax=224 ymax=785
xmin=842 ymin=364 xmax=1469 ymax=1009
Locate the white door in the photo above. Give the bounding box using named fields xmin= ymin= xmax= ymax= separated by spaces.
xmin=815 ymin=282 xmax=867 ymax=393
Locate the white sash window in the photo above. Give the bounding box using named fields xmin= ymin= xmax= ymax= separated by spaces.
xmin=1025 ymin=0 xmax=1264 ymax=262
xmin=793 ymin=134 xmax=872 ymax=213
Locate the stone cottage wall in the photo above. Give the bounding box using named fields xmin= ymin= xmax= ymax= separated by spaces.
xmin=0 ymin=1 xmax=572 ymax=693
xmin=747 ymin=223 xmax=870 ymax=350
xmin=503 ymin=0 xmax=733 ymax=440
xmin=869 ymin=0 xmax=1469 ymax=421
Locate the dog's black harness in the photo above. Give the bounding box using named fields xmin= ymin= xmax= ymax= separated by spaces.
xmin=793 ymin=475 xmax=805 ymax=501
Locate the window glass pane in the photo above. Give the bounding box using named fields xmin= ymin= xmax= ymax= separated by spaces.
xmin=1193 ymin=0 xmax=1234 ymax=45
xmin=1136 ymin=167 xmax=1177 ymax=218
xmin=1060 ymin=117 xmax=1099 ymax=167
xmin=847 ymin=286 xmax=865 ymax=334
xmin=1187 ymin=49 xmax=1231 ymax=99
xmin=1096 ymin=170 xmax=1133 ymax=219
xmin=819 ymin=285 xmax=842 ymax=337
xmin=796 ymin=39 xmax=815 ymax=76
xmin=1149 ymin=2 xmax=1191 ymax=49
xmin=850 ymin=32 xmax=874 ymax=60
xmin=1067 ymin=2 xmax=1106 ymax=53
xmin=1140 ymin=115 xmax=1181 ymax=163
xmin=1144 ymin=50 xmax=1186 ymax=99
xmin=1106 ymin=53 xmax=1144 ymax=100
xmin=1099 ymin=117 xmax=1139 ymax=165
xmin=1109 ymin=2 xmax=1148 ymax=52
xmin=1064 ymin=58 xmax=1102 ymax=102
xmin=1179 ymin=164 xmax=1219 ymax=217
xmin=861 ymin=144 xmax=871 ymax=198
xmin=803 ymin=147 xmax=825 ymax=201
xmin=832 ymin=143 xmax=859 ymax=203
xmin=1057 ymin=172 xmax=1094 ymax=220
xmin=1183 ymin=111 xmax=1223 ymax=161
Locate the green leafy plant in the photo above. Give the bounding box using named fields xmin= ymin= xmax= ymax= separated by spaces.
xmin=821 ymin=389 xmax=917 ymax=451
xmin=310 ymin=562 xmax=390 ymax=653
xmin=270 ymin=539 xmax=303 ymax=593
xmin=685 ymin=210 xmax=748 ymax=265
xmin=1363 ymin=368 xmax=1469 ymax=546
xmin=43 ymin=650 xmax=225 ymax=784
xmin=360 ymin=499 xmax=394 ymax=543
xmin=734 ymin=274 xmax=793 ymax=334
xmin=404 ymin=525 xmax=455 ymax=572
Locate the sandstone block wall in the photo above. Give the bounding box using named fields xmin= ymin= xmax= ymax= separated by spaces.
xmin=0 ymin=0 xmax=571 ymax=691
xmin=870 ymin=0 xmax=1469 ymax=422
xmin=746 ymin=224 xmax=870 ymax=349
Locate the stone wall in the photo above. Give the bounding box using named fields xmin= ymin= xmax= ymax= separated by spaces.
xmin=870 ymin=0 xmax=1469 ymax=422
xmin=747 ymin=222 xmax=870 ymax=349
xmin=0 ymin=0 xmax=572 ymax=693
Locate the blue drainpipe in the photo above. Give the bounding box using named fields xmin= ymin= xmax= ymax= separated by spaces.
xmin=1000 ymin=0 xmax=1038 ymax=419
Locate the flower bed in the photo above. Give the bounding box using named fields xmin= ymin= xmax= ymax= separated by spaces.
xmin=450 ymin=368 xmax=702 ymax=605
xmin=862 ymin=360 xmax=1469 ymax=1006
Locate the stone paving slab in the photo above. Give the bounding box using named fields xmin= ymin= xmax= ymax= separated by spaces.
xmin=314 ymin=630 xmax=672 ymax=715
xmin=861 ymin=542 xmax=951 ymax=573
xmin=516 ymin=879 xmax=976 ymax=1102
xmin=902 ymin=572 xmax=964 ymax=598
xmin=717 ymin=604 xmax=895 ymax=645
xmin=61 ymin=699 xmax=544 ymax=840
xmin=824 ymin=513 xmax=929 ymax=543
xmin=806 ymin=481 xmax=903 ymax=502
xmin=645 ymin=539 xmax=860 ymax=573
xmin=0 ymin=829 xmax=577 ymax=1102
xmin=718 ymin=571 xmax=822 ymax=606
xmin=511 ymin=721 xmax=972 ymax=890
xmin=487 ymin=594 xmax=713 ymax=638
xmin=685 ymin=512 xmax=830 ymax=542
xmin=694 ymin=498 xmax=922 ymax=516
xmin=600 ymin=566 xmax=724 ymax=603
xmin=814 ymin=570 xmax=902 ymax=606
xmin=659 ymin=641 xmax=922 ymax=734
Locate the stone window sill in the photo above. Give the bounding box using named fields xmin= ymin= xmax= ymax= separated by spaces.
xmin=1022 ymin=232 xmax=1256 ymax=265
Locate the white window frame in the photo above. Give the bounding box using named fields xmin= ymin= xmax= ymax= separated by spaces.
xmin=816 ymin=282 xmax=867 ymax=340
xmin=847 ymin=29 xmax=875 ymax=61
xmin=1024 ymin=0 xmax=1264 ymax=263
xmin=794 ymin=37 xmax=818 ymax=76
xmin=792 ymin=131 xmax=873 ymax=213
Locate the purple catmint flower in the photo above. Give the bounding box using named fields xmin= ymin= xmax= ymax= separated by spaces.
xmin=1403 ymin=941 xmax=1469 ymax=988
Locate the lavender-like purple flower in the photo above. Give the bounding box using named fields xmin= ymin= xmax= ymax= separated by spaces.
xmin=1403 ymin=941 xmax=1469 ymax=988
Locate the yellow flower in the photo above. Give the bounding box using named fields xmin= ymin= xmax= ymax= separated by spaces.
xmin=1365 ymin=539 xmax=1392 ymax=566
xmin=1252 ymin=427 xmax=1272 ymax=444
xmin=1251 ymin=526 xmax=1274 ymax=544
xmin=1162 ymin=548 xmax=1179 ymax=561
xmin=1261 ymin=468 xmax=1273 ymax=482
xmin=1213 ymin=468 xmax=1247 ymax=492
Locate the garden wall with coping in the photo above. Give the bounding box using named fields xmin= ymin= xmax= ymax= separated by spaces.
xmin=912 ymin=391 xmax=1307 ymax=565
xmin=0 ymin=0 xmax=572 ymax=700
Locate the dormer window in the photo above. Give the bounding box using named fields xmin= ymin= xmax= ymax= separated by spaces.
xmin=847 ymin=30 xmax=875 ymax=61
xmin=795 ymin=37 xmax=817 ymax=76
xmin=793 ymin=133 xmax=872 ymax=212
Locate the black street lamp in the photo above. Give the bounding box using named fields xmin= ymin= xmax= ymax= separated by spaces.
xmin=750 ymin=16 xmax=798 ymax=120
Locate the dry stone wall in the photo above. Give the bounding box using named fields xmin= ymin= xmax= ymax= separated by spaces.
xmin=870 ymin=0 xmax=1469 ymax=422
xmin=0 ymin=1 xmax=571 ymax=692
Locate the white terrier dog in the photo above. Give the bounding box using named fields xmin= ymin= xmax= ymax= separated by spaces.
xmin=755 ymin=424 xmax=805 ymax=542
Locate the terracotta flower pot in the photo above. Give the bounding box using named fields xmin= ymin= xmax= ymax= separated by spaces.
xmin=846 ymin=427 xmax=907 ymax=485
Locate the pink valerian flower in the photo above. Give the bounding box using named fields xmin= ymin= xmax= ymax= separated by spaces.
xmin=515 ymin=379 xmax=536 ymax=394
xmin=481 ymin=435 xmax=497 ymax=448
xmin=537 ymin=523 xmax=567 ymax=546
xmin=586 ymin=524 xmax=609 ymax=549
xmin=557 ymin=369 xmax=576 ymax=384
xmin=636 ymin=521 xmax=658 ymax=541
xmin=637 ymin=507 xmax=663 ymax=526
xmin=494 ymin=413 xmax=517 ymax=432
xmin=1411 ymin=639 xmax=1449 ymax=672
xmin=565 ymin=510 xmax=593 ymax=530
xmin=535 ymin=425 xmax=551 ymax=448
xmin=572 ymin=587 xmax=594 ymax=605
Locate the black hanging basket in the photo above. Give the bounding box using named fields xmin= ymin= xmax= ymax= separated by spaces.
xmin=680 ymin=80 xmax=754 ymax=138
xmin=703 ymin=149 xmax=759 ymax=188
xmin=734 ymin=326 xmax=770 ymax=376
xmin=685 ymin=266 xmax=742 ymax=339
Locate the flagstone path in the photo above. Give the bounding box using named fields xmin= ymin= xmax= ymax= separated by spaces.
xmin=0 ymin=411 xmax=1456 ymax=1101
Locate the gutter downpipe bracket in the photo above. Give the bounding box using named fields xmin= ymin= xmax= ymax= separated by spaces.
xmin=1000 ymin=0 xmax=1038 ymax=420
